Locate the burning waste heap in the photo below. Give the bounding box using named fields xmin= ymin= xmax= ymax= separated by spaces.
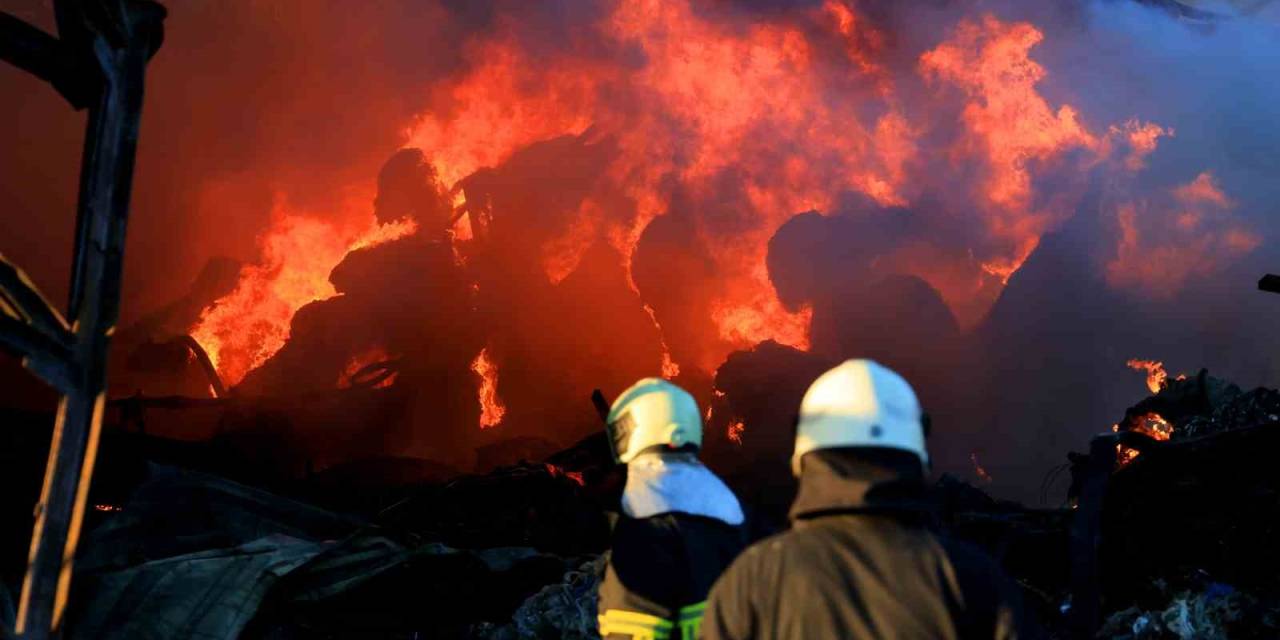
xmin=1090 ymin=368 xmax=1280 ymax=638
xmin=2 ymin=0 xmax=1280 ymax=638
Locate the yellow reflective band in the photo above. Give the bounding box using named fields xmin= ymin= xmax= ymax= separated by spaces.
xmin=678 ymin=601 xmax=707 ymax=639
xmin=598 ymin=609 xmax=674 ymax=640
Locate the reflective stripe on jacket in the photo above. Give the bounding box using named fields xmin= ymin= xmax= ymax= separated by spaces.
xmin=598 ymin=511 xmax=744 ymax=639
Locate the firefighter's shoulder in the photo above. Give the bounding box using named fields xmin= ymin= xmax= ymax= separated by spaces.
xmin=710 ymin=527 xmax=796 ymax=589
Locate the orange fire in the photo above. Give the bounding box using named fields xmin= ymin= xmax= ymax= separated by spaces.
xmin=1134 ymin=413 xmax=1174 ymax=441
xmin=543 ymin=199 xmax=604 ymax=286
xmin=640 ymin=302 xmax=680 ymax=380
xmin=918 ymin=16 xmax=1166 ymax=295
xmin=705 ymin=389 xmax=724 ymax=423
xmin=544 ymin=463 xmax=586 ymax=487
xmin=192 ymin=2 xmax=1183 ymax=410
xmin=1116 ymin=412 xmax=1173 ymax=467
xmin=727 ymin=420 xmax=745 ymax=445
xmin=338 ymin=346 xmax=398 ymax=389
xmin=1125 ymin=358 xmax=1169 ymax=394
xmin=471 ymin=347 xmax=506 ymax=429
xmin=189 ymin=191 xmax=416 ymax=387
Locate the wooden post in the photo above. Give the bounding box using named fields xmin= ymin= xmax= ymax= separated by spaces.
xmin=0 ymin=2 xmax=165 ymax=638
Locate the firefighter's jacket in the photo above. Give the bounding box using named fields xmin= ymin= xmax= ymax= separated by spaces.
xmin=702 ymin=449 xmax=1036 ymax=640
xmin=598 ymin=453 xmax=746 ymax=640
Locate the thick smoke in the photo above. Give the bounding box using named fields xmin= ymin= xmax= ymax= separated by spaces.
xmin=0 ymin=0 xmax=1276 ymax=503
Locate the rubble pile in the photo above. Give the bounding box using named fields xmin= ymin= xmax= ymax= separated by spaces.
xmin=473 ymin=556 xmax=607 ymax=640
xmin=3 ymin=367 xmax=1280 ymax=638
xmin=1100 ymin=371 xmax=1280 ymax=638
xmin=1179 ymin=386 xmax=1280 ymax=440
xmin=1115 ymin=369 xmax=1280 ymax=442
xmin=1098 ymin=582 xmax=1280 ymax=640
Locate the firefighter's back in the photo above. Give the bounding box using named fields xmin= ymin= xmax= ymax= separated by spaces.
xmin=599 ymin=512 xmax=745 ymax=639
xmin=704 ymin=512 xmax=1022 ymax=640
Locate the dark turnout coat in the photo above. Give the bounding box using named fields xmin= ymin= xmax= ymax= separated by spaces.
xmin=598 ymin=513 xmax=746 ymax=639
xmin=702 ymin=449 xmax=1035 ymax=640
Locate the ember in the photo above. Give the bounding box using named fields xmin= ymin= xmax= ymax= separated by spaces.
xmin=970 ymin=452 xmax=994 ymax=484
xmin=727 ymin=421 xmax=745 ymax=445
xmin=544 ymin=463 xmax=586 ymax=487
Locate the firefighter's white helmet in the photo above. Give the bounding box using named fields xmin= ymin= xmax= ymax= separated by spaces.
xmin=792 ymin=359 xmax=928 ymax=475
xmin=607 ymin=378 xmax=703 ymax=464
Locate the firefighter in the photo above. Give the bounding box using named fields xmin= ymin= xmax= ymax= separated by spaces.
xmin=702 ymin=359 xmax=1035 ymax=640
xmin=597 ymin=378 xmax=746 ymax=640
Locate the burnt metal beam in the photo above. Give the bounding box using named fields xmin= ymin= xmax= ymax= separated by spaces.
xmin=0 ymin=1 xmax=166 ymax=638
xmin=1260 ymin=273 xmax=1280 ymax=295
xmin=0 ymin=11 xmax=97 ymax=108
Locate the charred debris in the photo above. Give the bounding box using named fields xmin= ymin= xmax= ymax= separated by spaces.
xmin=0 ymin=364 xmax=1278 ymax=638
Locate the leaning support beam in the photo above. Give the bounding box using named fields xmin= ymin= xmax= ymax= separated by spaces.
xmin=0 ymin=256 xmax=73 ymax=346
xmin=0 ymin=316 xmax=74 ymax=392
xmin=0 ymin=2 xmax=166 ymax=638
xmin=0 ymin=12 xmax=96 ymax=108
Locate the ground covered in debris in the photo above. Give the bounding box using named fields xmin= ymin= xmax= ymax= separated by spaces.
xmin=1 ymin=370 xmax=1279 ymax=639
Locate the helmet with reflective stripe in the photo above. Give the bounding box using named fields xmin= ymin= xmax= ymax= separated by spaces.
xmin=792 ymin=359 xmax=927 ymax=475
xmin=606 ymin=378 xmax=703 ymax=464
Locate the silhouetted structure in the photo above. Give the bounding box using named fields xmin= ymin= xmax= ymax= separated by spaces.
xmin=0 ymin=1 xmax=165 ymax=637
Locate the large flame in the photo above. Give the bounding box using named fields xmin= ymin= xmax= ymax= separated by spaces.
xmin=919 ymin=16 xmax=1171 ymax=290
xmin=189 ymin=191 xmax=416 ymax=386
xmin=189 ymin=1 xmax=1215 ymax=403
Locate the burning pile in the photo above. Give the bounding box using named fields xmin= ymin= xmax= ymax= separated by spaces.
xmin=92 ymin=0 xmax=1269 ymax=486
xmin=1113 ymin=366 xmax=1280 ymax=450
xmin=1091 ymin=368 xmax=1280 ymax=637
